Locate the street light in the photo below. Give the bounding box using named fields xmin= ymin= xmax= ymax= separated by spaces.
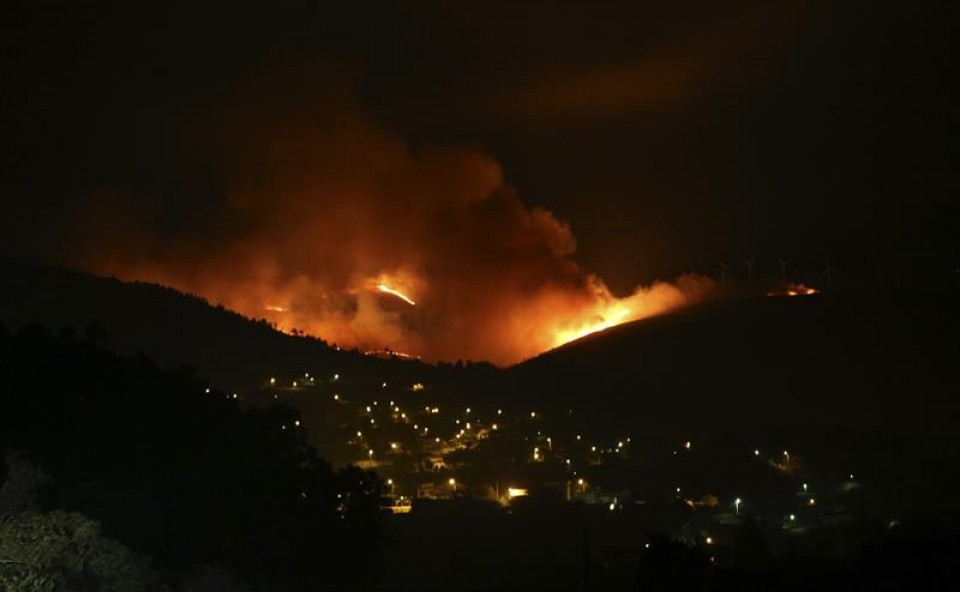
xmin=449 ymin=478 xmax=456 ymax=493
xmin=735 ymin=497 xmax=742 ymax=516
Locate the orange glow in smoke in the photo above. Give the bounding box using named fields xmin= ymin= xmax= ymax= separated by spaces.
xmin=246 ymin=273 xmax=700 ymax=363
xmin=74 ymin=97 xmax=712 ymax=365
xmin=537 ymin=278 xmax=703 ymax=353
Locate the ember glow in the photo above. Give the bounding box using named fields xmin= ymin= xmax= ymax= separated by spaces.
xmin=374 ymin=283 xmax=416 ymax=306
xmin=71 ymin=85 xmax=711 ymax=365
xmin=539 ymin=276 xmax=708 ymax=352
xmin=553 ymin=306 xmax=630 ymax=347
xmin=767 ymin=284 xmax=820 ymax=298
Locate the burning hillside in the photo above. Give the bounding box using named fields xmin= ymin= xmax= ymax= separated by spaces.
xmin=69 ymin=67 xmax=710 ymax=365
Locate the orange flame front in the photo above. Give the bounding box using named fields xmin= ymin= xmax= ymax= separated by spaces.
xmin=375 ymin=283 xmax=416 ymax=306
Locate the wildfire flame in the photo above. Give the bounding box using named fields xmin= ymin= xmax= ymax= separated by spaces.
xmin=71 ymin=80 xmax=713 ymax=365
xmin=766 ymin=283 xmax=820 ymax=298
xmin=552 ymin=306 xmax=631 ymax=347
xmin=375 ymin=283 xmax=416 ymax=306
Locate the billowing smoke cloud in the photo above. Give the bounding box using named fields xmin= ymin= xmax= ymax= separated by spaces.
xmin=71 ymin=62 xmax=712 ymax=365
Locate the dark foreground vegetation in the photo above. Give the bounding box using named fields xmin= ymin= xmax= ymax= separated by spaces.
xmin=0 ymin=325 xmax=382 ymax=591
xmin=376 ymin=495 xmax=957 ymax=592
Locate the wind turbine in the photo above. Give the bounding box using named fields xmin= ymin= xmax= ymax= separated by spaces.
xmin=742 ymin=256 xmax=756 ymax=282
xmin=778 ymin=258 xmax=791 ymax=286
xmin=823 ymin=259 xmax=837 ymax=290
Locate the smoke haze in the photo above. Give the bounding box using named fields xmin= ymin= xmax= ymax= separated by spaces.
xmin=68 ymin=62 xmax=711 ymax=365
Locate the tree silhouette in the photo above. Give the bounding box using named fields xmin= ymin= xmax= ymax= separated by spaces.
xmin=0 ymin=325 xmax=384 ymax=590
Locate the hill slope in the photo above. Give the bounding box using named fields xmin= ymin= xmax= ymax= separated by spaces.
xmin=507 ymin=290 xmax=958 ymax=441
xmin=0 ymin=257 xmax=433 ymax=392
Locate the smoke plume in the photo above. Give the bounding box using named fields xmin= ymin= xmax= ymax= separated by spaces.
xmin=71 ymin=64 xmax=711 ymax=365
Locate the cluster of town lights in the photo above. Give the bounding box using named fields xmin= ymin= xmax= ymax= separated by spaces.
xmin=257 ymin=370 xmax=856 ymax=520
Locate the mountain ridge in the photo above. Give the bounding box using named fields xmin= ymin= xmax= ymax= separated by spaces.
xmin=0 ymin=256 xmax=434 ymax=392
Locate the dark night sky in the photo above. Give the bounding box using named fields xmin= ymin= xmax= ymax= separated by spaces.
xmin=2 ymin=0 xmax=955 ymax=292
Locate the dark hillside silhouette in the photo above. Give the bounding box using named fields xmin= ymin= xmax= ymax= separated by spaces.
xmin=0 ymin=257 xmax=434 ymax=392
xmin=0 ymin=325 xmax=383 ymax=590
xmin=509 ymin=290 xmax=958 ymax=438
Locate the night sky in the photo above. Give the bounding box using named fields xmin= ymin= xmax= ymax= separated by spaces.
xmin=3 ymin=0 xmax=954 ymax=292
